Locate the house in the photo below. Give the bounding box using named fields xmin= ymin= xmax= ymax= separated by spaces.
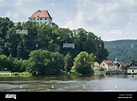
xmin=100 ymin=60 xmax=118 ymax=71
xmin=113 ymin=61 xmax=121 ymax=68
xmin=127 ymin=63 xmax=137 ymax=74
xmin=14 ymin=10 xmax=52 ymax=26
xmin=28 ymin=10 xmax=52 ymax=25
xmin=92 ymin=62 xmax=100 ymax=70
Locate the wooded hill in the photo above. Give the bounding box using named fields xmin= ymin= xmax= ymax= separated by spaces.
xmin=104 ymin=40 xmax=137 ymax=64
xmin=0 ymin=17 xmax=108 ymax=75
xmin=0 ymin=17 xmax=108 ymax=62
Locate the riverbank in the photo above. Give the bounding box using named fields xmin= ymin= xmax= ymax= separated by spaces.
xmin=0 ymin=70 xmax=135 ymax=77
xmin=0 ymin=72 xmax=32 ymax=77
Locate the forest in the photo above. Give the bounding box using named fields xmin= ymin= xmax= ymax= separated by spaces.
xmin=0 ymin=17 xmax=108 ymax=75
xmin=105 ymin=40 xmax=137 ymax=64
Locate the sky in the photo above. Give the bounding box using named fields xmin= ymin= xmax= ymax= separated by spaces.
xmin=0 ymin=0 xmax=137 ymax=41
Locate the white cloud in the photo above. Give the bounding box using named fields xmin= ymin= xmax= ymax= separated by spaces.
xmin=0 ymin=0 xmax=9 ymax=7
xmin=1 ymin=0 xmax=50 ymax=21
xmin=65 ymin=12 xmax=84 ymax=28
xmin=15 ymin=0 xmax=23 ymax=6
xmin=1 ymin=0 xmax=137 ymax=41
xmin=5 ymin=11 xmax=19 ymax=19
xmin=1 ymin=0 xmax=77 ymax=23
xmin=64 ymin=0 xmax=137 ymax=41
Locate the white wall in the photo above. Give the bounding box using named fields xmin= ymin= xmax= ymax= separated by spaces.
xmin=100 ymin=62 xmax=108 ymax=71
xmin=108 ymin=66 xmax=118 ymax=71
xmin=29 ymin=17 xmax=52 ymax=25
xmin=127 ymin=69 xmax=137 ymax=74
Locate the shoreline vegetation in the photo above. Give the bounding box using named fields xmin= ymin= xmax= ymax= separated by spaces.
xmin=0 ymin=71 xmax=32 ymax=77
xmin=0 ymin=70 xmax=132 ymax=77
xmin=0 ymin=71 xmax=84 ymax=77
xmin=0 ymin=17 xmax=134 ymax=77
xmin=0 ymin=17 xmax=109 ymax=77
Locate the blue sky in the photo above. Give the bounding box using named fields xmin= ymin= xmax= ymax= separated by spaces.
xmin=0 ymin=0 xmax=137 ymax=41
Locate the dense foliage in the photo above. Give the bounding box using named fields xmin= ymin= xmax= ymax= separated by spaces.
xmin=105 ymin=40 xmax=137 ymax=64
xmin=72 ymin=51 xmax=95 ymax=75
xmin=0 ymin=54 xmax=26 ymax=72
xmin=27 ymin=49 xmax=64 ymax=75
xmin=0 ymin=17 xmax=108 ymax=75
xmin=64 ymin=53 xmax=73 ymax=73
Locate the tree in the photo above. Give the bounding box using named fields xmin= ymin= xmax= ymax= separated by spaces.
xmin=72 ymin=28 xmax=108 ymax=62
xmin=27 ymin=49 xmax=64 ymax=75
xmin=0 ymin=17 xmax=109 ymax=74
xmin=72 ymin=51 xmax=95 ymax=75
xmin=0 ymin=17 xmax=14 ymax=56
xmin=64 ymin=53 xmax=73 ymax=73
xmin=131 ymin=59 xmax=137 ymax=64
xmin=0 ymin=54 xmax=26 ymax=72
xmin=105 ymin=40 xmax=137 ymax=64
xmin=13 ymin=58 xmax=27 ymax=72
xmin=6 ymin=27 xmax=21 ymax=57
xmin=27 ymin=49 xmax=50 ymax=75
xmin=48 ymin=51 xmax=64 ymax=75
xmin=98 ymin=67 xmax=105 ymax=71
xmin=0 ymin=54 xmax=14 ymax=71
xmin=89 ymin=53 xmax=96 ymax=62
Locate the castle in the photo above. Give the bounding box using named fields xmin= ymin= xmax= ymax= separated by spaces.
xmin=14 ymin=10 xmax=52 ymax=26
xmin=28 ymin=10 xmax=52 ymax=25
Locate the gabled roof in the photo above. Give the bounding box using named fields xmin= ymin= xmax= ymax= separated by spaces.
xmin=92 ymin=62 xmax=100 ymax=67
xmin=121 ymin=63 xmax=128 ymax=67
xmin=129 ymin=62 xmax=137 ymax=67
xmin=29 ymin=10 xmax=52 ymax=19
xmin=103 ymin=60 xmax=113 ymax=66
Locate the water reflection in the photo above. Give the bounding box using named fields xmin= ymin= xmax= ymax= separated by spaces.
xmin=0 ymin=75 xmax=137 ymax=92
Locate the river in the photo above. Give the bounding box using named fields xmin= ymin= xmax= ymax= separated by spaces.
xmin=0 ymin=75 xmax=137 ymax=92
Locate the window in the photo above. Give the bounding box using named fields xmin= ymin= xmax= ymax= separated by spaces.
xmin=45 ymin=18 xmax=47 ymax=20
xmin=40 ymin=18 xmax=42 ymax=20
xmin=37 ymin=18 xmax=39 ymax=20
xmin=132 ymin=70 xmax=134 ymax=73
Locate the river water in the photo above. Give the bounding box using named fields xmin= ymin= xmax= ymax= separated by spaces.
xmin=0 ymin=75 xmax=137 ymax=92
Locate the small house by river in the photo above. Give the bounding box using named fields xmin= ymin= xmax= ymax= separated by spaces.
xmin=127 ymin=63 xmax=137 ymax=74
xmin=100 ymin=60 xmax=118 ymax=71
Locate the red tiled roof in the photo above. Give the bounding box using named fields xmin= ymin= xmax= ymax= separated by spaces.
xmin=103 ymin=60 xmax=113 ymax=66
xmin=29 ymin=10 xmax=52 ymax=19
xmin=93 ymin=62 xmax=100 ymax=67
xmin=122 ymin=63 xmax=128 ymax=67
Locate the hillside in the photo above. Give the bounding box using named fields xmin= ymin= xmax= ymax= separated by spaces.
xmin=0 ymin=17 xmax=109 ymax=74
xmin=104 ymin=40 xmax=137 ymax=64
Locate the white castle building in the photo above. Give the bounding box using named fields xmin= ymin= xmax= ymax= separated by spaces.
xmin=28 ymin=10 xmax=52 ymax=25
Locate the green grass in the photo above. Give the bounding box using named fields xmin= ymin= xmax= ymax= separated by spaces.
xmin=0 ymin=72 xmax=32 ymax=77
